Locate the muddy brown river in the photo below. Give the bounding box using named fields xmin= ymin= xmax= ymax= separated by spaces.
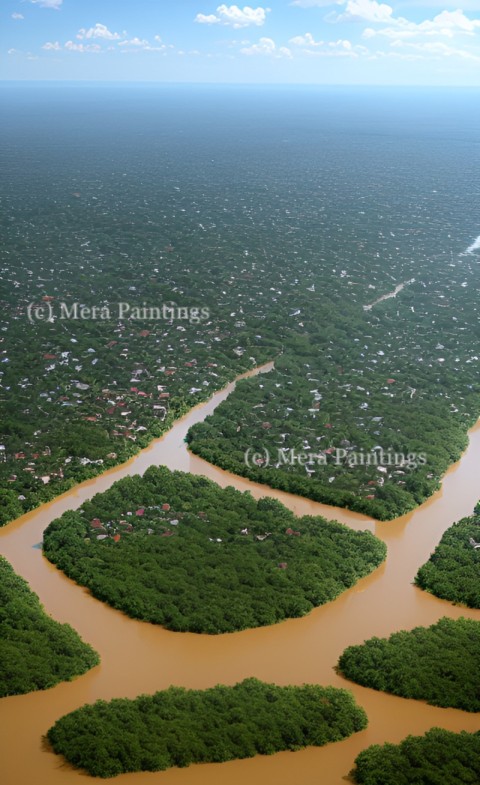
xmin=1 ymin=362 xmax=479 ymax=785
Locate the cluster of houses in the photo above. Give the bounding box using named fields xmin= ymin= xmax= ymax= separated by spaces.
xmin=5 ymin=444 xmax=64 ymax=487
xmin=0 ymin=301 xmax=262 ymax=509
xmin=86 ymin=503 xmax=209 ymax=542
xmin=85 ymin=503 xmax=300 ymax=567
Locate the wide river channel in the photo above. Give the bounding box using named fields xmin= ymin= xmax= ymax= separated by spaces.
xmin=1 ymin=362 xmax=480 ymax=785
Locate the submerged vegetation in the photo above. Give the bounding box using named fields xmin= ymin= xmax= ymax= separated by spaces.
xmin=43 ymin=465 xmax=386 ymax=634
xmin=47 ymin=677 xmax=368 ymax=778
xmin=352 ymin=728 xmax=480 ymax=785
xmin=415 ymin=504 xmax=480 ymax=608
xmin=0 ymin=556 xmax=99 ymax=697
xmin=338 ymin=617 xmax=480 ymax=712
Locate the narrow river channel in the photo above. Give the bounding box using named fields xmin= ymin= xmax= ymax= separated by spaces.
xmin=1 ymin=362 xmax=479 ymax=785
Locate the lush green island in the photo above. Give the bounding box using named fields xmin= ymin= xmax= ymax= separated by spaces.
xmin=352 ymin=728 xmax=480 ymax=785
xmin=415 ymin=503 xmax=480 ymax=608
xmin=338 ymin=617 xmax=480 ymax=712
xmin=0 ymin=555 xmax=99 ymax=697
xmin=47 ymin=677 xmax=367 ymax=778
xmin=43 ymin=465 xmax=386 ymax=634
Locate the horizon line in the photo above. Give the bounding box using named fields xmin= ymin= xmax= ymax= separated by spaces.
xmin=1 ymin=80 xmax=479 ymax=89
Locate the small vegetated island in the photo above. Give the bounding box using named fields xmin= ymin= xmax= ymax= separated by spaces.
xmin=352 ymin=728 xmax=480 ymax=785
xmin=0 ymin=555 xmax=99 ymax=697
xmin=338 ymin=617 xmax=480 ymax=712
xmin=46 ymin=677 xmax=368 ymax=778
xmin=415 ymin=502 xmax=480 ymax=608
xmin=43 ymin=466 xmax=386 ymax=634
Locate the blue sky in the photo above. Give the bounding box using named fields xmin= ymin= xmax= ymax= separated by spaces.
xmin=2 ymin=0 xmax=480 ymax=84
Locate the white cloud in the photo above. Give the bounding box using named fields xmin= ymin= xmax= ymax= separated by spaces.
xmin=42 ymin=31 xmax=171 ymax=55
xmin=391 ymin=38 xmax=480 ymax=60
xmin=77 ymin=23 xmax=122 ymax=41
xmin=65 ymin=41 xmax=102 ymax=53
xmin=290 ymin=32 xmax=368 ymax=55
xmin=196 ymin=13 xmax=220 ymax=23
xmin=117 ymin=37 xmax=171 ymax=51
xmin=332 ymin=0 xmax=394 ymax=23
xmin=240 ymin=36 xmax=292 ymax=55
xmin=195 ymin=5 xmax=270 ymax=28
xmin=292 ymin=0 xmax=343 ymax=5
xmin=431 ymin=8 xmax=480 ymax=33
xmin=363 ymin=8 xmax=480 ymax=38
xmin=30 ymin=0 xmax=63 ymax=8
xmin=118 ymin=37 xmax=150 ymax=47
xmin=326 ymin=38 xmax=357 ymax=53
xmin=11 ymin=13 xmax=24 ymax=20
xmin=290 ymin=32 xmax=318 ymax=45
xmin=8 ymin=48 xmax=21 ymax=55
xmin=42 ymin=39 xmax=102 ymax=53
xmin=398 ymin=0 xmax=480 ymax=10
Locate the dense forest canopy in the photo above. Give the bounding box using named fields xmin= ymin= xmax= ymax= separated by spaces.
xmin=352 ymin=728 xmax=480 ymax=785
xmin=186 ymin=294 xmax=476 ymax=521
xmin=43 ymin=465 xmax=386 ymax=634
xmin=416 ymin=504 xmax=480 ymax=608
xmin=47 ymin=677 xmax=368 ymax=778
xmin=2 ymin=91 xmax=480 ymax=525
xmin=0 ymin=556 xmax=99 ymax=697
xmin=338 ymin=617 xmax=480 ymax=712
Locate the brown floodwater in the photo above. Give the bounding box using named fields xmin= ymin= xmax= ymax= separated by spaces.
xmin=1 ymin=362 xmax=480 ymax=785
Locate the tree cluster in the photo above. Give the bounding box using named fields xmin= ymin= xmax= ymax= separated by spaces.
xmin=43 ymin=466 xmax=386 ymax=634
xmin=338 ymin=617 xmax=480 ymax=712
xmin=47 ymin=677 xmax=367 ymax=778
xmin=0 ymin=556 xmax=99 ymax=697
xmin=353 ymin=728 xmax=480 ymax=785
xmin=415 ymin=506 xmax=480 ymax=608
